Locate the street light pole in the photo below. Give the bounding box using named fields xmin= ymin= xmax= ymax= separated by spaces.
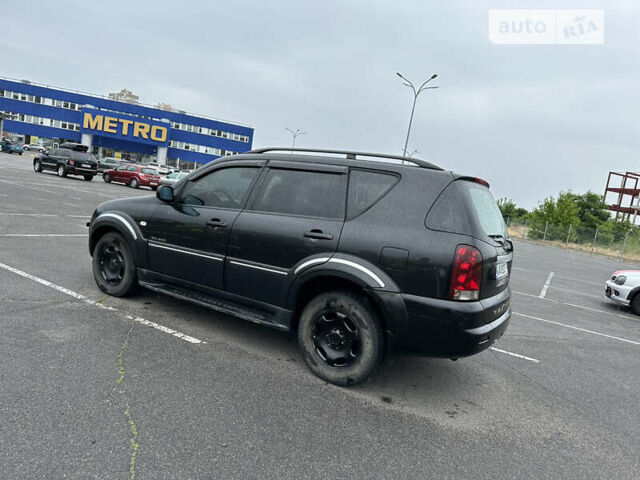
xmin=397 ymin=73 xmax=439 ymax=157
xmin=285 ymin=128 xmax=306 ymax=152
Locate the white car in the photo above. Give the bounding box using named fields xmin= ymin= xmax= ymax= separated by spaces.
xmin=23 ymin=144 xmax=45 ymax=153
xmin=605 ymin=270 xmax=640 ymax=313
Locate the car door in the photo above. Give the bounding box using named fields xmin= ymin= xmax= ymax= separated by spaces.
xmin=42 ymin=148 xmax=59 ymax=170
xmin=225 ymin=161 xmax=347 ymax=306
xmin=145 ymin=161 xmax=264 ymax=291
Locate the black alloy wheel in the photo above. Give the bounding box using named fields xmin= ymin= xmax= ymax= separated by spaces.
xmin=312 ymin=310 xmax=360 ymax=367
xmin=92 ymin=232 xmax=138 ymax=297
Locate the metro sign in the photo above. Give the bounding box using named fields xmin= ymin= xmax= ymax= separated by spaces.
xmin=81 ymin=108 xmax=169 ymax=146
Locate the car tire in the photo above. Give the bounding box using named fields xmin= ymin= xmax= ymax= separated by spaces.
xmin=297 ymin=290 xmax=384 ymax=386
xmin=57 ymin=165 xmax=67 ymax=177
xmin=130 ymin=177 xmax=139 ymax=189
xmin=152 ymin=186 xmax=157 ymax=191
xmin=630 ymin=293 xmax=640 ymax=316
xmin=92 ymin=232 xmax=138 ymax=297
xmin=103 ymin=173 xmax=111 ymax=183
xmin=33 ymin=160 xmax=42 ymax=173
xmin=84 ymin=175 xmax=94 ymax=181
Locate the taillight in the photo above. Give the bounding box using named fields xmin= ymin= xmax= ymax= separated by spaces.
xmin=69 ymin=159 xmax=75 ymax=165
xmin=450 ymin=245 xmax=482 ymax=301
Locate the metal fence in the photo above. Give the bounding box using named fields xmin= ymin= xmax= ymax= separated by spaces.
xmin=505 ymin=217 xmax=640 ymax=262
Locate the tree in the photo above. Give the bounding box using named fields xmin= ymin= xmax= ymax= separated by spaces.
xmin=497 ymin=198 xmax=528 ymax=221
xmin=574 ymin=191 xmax=611 ymax=229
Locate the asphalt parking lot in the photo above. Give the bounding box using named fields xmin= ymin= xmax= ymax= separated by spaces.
xmin=1 ymin=151 xmax=639 ymax=479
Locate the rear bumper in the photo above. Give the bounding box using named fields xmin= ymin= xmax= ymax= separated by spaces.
xmin=69 ymin=166 xmax=97 ymax=175
xmin=391 ymin=288 xmax=511 ymax=358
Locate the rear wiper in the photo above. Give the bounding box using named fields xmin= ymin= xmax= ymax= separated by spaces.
xmin=488 ymin=234 xmax=513 ymax=252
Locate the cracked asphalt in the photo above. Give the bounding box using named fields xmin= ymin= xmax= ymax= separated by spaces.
xmin=1 ymin=152 xmax=639 ymax=479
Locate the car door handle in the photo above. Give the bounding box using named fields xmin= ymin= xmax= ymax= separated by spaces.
xmin=304 ymin=229 xmax=333 ymax=240
xmin=206 ymin=218 xmax=228 ymax=228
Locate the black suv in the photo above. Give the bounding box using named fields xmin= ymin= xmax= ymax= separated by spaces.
xmin=33 ymin=142 xmax=98 ymax=180
xmin=88 ymin=148 xmax=512 ymax=385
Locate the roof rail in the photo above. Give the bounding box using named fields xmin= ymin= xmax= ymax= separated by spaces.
xmin=246 ymin=147 xmax=443 ymax=170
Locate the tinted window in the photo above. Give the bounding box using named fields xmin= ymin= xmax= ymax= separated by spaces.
xmin=127 ymin=166 xmax=137 ymax=172
xmin=71 ymin=152 xmax=94 ymax=161
xmin=251 ymin=168 xmax=346 ymax=219
xmin=181 ymin=167 xmax=259 ymax=209
xmin=347 ymin=169 xmax=399 ymax=218
xmin=49 ymin=149 xmax=60 ymax=156
xmin=468 ymin=185 xmax=508 ymax=237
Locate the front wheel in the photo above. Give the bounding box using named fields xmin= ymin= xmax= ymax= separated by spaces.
xmin=297 ymin=290 xmax=384 ymax=386
xmin=130 ymin=177 xmax=139 ymax=189
xmin=33 ymin=160 xmax=42 ymax=173
xmin=57 ymin=165 xmax=67 ymax=177
xmin=92 ymin=232 xmax=138 ymax=297
xmin=103 ymin=173 xmax=111 ymax=183
xmin=83 ymin=175 xmax=94 ymax=181
xmin=630 ymin=293 xmax=640 ymax=316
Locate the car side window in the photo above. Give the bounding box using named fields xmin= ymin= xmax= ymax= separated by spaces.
xmin=117 ymin=165 xmax=128 ymax=171
xmin=250 ymin=168 xmax=346 ymax=219
xmin=127 ymin=166 xmax=137 ymax=172
xmin=347 ymin=169 xmax=399 ymax=219
xmin=49 ymin=149 xmax=59 ymax=156
xmin=180 ymin=167 xmax=259 ymax=209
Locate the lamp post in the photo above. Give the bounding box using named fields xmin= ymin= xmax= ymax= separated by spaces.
xmin=285 ymin=128 xmax=306 ymax=152
xmin=397 ymin=72 xmax=438 ymax=157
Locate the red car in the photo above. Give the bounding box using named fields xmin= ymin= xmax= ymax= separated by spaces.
xmin=102 ymin=164 xmax=161 ymax=190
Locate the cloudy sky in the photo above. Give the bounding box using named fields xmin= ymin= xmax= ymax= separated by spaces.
xmin=2 ymin=0 xmax=638 ymax=208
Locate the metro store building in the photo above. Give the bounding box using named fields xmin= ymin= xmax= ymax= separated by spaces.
xmin=0 ymin=77 xmax=253 ymax=166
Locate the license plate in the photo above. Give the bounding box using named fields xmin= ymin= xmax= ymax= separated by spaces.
xmin=82 ymin=163 xmax=90 ymax=168
xmin=150 ymin=182 xmax=158 ymax=186
xmin=496 ymin=262 xmax=508 ymax=279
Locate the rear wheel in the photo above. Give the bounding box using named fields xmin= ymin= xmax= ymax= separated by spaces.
xmin=297 ymin=290 xmax=384 ymax=386
xmin=83 ymin=175 xmax=93 ymax=181
xmin=57 ymin=165 xmax=67 ymax=177
xmin=33 ymin=160 xmax=42 ymax=173
xmin=130 ymin=177 xmax=139 ymax=189
xmin=92 ymin=232 xmax=137 ymax=297
xmin=630 ymin=293 xmax=640 ymax=316
xmin=103 ymin=173 xmax=111 ymax=183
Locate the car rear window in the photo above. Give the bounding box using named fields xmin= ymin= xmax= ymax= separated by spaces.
xmin=347 ymin=169 xmax=399 ymax=219
xmin=426 ymin=180 xmax=507 ymax=240
xmin=71 ymin=152 xmax=94 ymax=161
xmin=467 ymin=185 xmax=508 ymax=237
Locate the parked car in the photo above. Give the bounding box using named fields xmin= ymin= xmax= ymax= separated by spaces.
xmin=161 ymin=171 xmax=190 ymax=186
xmin=1 ymin=141 xmax=24 ymax=155
xmin=88 ymin=147 xmax=512 ymax=386
xmin=605 ymin=270 xmax=640 ymax=313
xmin=23 ymin=144 xmax=46 ymax=153
xmin=103 ymin=164 xmax=162 ymax=190
xmin=33 ymin=142 xmax=97 ymax=180
xmin=97 ymin=157 xmax=127 ymax=174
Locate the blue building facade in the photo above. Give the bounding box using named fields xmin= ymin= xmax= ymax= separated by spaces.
xmin=0 ymin=77 xmax=253 ymax=165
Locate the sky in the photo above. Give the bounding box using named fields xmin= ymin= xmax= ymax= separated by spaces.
xmin=2 ymin=0 xmax=638 ymax=209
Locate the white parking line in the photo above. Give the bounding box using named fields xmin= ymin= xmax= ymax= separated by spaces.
xmin=512 ymin=290 xmax=558 ymax=302
xmin=0 ymin=262 xmax=204 ymax=344
xmin=0 ymin=234 xmax=87 ymax=237
xmin=489 ymin=347 xmax=540 ymax=363
xmin=539 ymin=271 xmax=554 ymax=298
xmin=547 ymin=285 xmax=601 ymax=298
xmin=514 ymin=312 xmax=640 ymax=346
xmin=565 ymin=303 xmax=638 ymax=321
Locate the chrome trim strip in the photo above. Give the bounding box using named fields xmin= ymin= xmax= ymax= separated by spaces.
xmin=229 ymin=260 xmax=288 ymax=276
xmin=328 ymin=258 xmax=385 ymax=288
xmin=294 ymin=257 xmax=330 ymax=275
xmin=149 ymin=241 xmax=223 ymax=261
xmin=98 ymin=213 xmax=137 ymax=240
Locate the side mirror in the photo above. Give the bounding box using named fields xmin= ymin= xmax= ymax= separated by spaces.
xmin=156 ymin=185 xmax=174 ymax=202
